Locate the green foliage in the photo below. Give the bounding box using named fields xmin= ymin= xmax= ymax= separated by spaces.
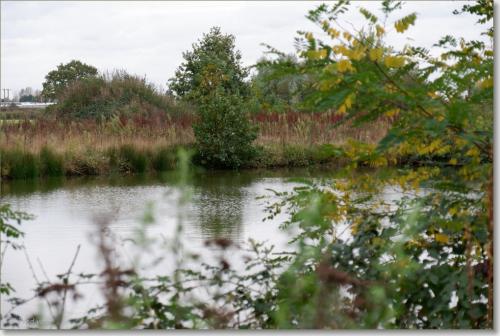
xmin=2 ymin=0 xmax=493 ymax=330
xmin=193 ymin=87 xmax=257 ymax=168
xmin=42 ymin=60 xmax=98 ymax=100
xmin=1 ymin=150 xmax=39 ymax=179
xmin=39 ymin=146 xmax=64 ymax=177
xmin=108 ymin=145 xmax=148 ymax=174
xmin=0 ymin=204 xmax=32 ymax=300
xmin=152 ymin=147 xmax=177 ymax=171
xmin=169 ymin=27 xmax=257 ymax=168
xmin=256 ymin=0 xmax=493 ymax=329
xmin=250 ymin=55 xmax=313 ymax=113
xmin=49 ymin=71 xmax=176 ymax=120
xmin=168 ymin=27 xmax=249 ymax=104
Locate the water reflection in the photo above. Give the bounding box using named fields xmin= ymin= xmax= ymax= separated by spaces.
xmin=190 ymin=171 xmax=255 ymax=241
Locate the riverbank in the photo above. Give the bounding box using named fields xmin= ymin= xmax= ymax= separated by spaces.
xmin=0 ymin=142 xmax=349 ymax=179
xmin=0 ymin=111 xmax=396 ymax=179
xmin=0 ymin=138 xmax=454 ymax=180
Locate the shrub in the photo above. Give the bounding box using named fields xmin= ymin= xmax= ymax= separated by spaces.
xmin=50 ymin=71 xmax=178 ymax=120
xmin=193 ymin=88 xmax=257 ymax=168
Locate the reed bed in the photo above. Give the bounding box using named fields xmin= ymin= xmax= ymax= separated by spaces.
xmin=0 ymin=111 xmax=391 ymax=178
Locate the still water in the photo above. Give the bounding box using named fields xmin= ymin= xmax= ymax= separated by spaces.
xmin=1 ymin=168 xmax=338 ymax=327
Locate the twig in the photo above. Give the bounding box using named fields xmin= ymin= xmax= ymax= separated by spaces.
xmin=56 ymin=244 xmax=81 ymax=329
xmin=36 ymin=257 xmax=51 ymax=284
xmin=22 ymin=247 xmax=57 ymax=324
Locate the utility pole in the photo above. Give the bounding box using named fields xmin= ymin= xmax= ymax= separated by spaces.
xmin=2 ymin=88 xmax=11 ymax=101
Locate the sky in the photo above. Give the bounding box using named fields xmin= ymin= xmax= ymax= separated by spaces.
xmin=0 ymin=1 xmax=488 ymax=98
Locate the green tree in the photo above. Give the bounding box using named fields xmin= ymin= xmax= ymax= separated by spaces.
xmin=168 ymin=27 xmax=249 ymax=103
xmin=170 ymin=27 xmax=257 ymax=168
xmin=41 ymin=60 xmax=98 ymax=100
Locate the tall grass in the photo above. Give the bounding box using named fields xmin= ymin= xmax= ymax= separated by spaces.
xmin=1 ymin=149 xmax=39 ymax=179
xmin=0 ymin=111 xmax=392 ymax=178
xmin=39 ymin=146 xmax=64 ymax=176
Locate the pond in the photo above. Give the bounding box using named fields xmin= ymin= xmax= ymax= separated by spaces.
xmin=2 ymin=167 xmax=344 ymax=327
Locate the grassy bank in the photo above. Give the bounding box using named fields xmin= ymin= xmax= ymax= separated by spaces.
xmin=1 ymin=139 xmax=449 ymax=180
xmin=0 ymin=143 xmax=348 ymax=179
xmin=0 ymin=111 xmax=393 ymax=179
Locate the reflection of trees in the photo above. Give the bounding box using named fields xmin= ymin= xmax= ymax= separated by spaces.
xmin=189 ymin=170 xmax=254 ymax=242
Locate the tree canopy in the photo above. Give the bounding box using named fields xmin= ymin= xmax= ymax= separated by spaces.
xmin=168 ymin=27 xmax=249 ymax=104
xmin=41 ymin=60 xmax=98 ymax=100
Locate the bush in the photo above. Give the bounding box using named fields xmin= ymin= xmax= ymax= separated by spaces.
xmin=193 ymin=88 xmax=258 ymax=168
xmin=50 ymin=71 xmax=178 ymax=120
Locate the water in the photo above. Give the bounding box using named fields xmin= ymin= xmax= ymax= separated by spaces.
xmin=1 ymin=167 xmax=336 ymax=327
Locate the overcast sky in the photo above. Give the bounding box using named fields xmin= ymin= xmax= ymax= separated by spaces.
xmin=1 ymin=1 xmax=488 ymax=97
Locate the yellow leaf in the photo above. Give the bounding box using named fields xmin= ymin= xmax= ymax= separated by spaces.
xmin=435 ymin=233 xmax=449 ymax=244
xmin=478 ymin=77 xmax=493 ymax=89
xmin=384 ymin=55 xmax=405 ymax=68
xmin=343 ymin=31 xmax=352 ymax=41
xmin=337 ymin=104 xmax=347 ymax=115
xmin=375 ymin=25 xmax=385 ymax=37
xmin=305 ymin=32 xmax=314 ymax=41
xmin=318 ymin=49 xmax=328 ymax=59
xmin=394 ymin=13 xmax=417 ymax=33
xmin=337 ymin=59 xmax=354 ymax=73
xmin=332 ymin=45 xmax=348 ymax=55
xmin=349 ymin=48 xmax=365 ymax=61
xmin=384 ymin=84 xmax=397 ymax=93
xmin=384 ymin=108 xmax=400 ymax=118
xmin=465 ymin=147 xmax=480 ymax=157
xmin=344 ymin=93 xmax=355 ymax=109
xmin=395 ymin=21 xmax=404 ymax=33
xmin=327 ymin=28 xmax=340 ymax=38
xmin=369 ymin=48 xmax=384 ymax=61
xmin=427 ymin=91 xmax=438 ymax=98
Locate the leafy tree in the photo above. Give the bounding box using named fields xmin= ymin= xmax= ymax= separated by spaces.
xmin=19 ymin=95 xmax=35 ymax=103
xmin=170 ymin=27 xmax=257 ymax=167
xmin=168 ymin=27 xmax=249 ymax=103
xmin=18 ymin=87 xmax=38 ymax=102
xmin=260 ymin=0 xmax=493 ymax=328
xmin=41 ymin=60 xmax=98 ymax=100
